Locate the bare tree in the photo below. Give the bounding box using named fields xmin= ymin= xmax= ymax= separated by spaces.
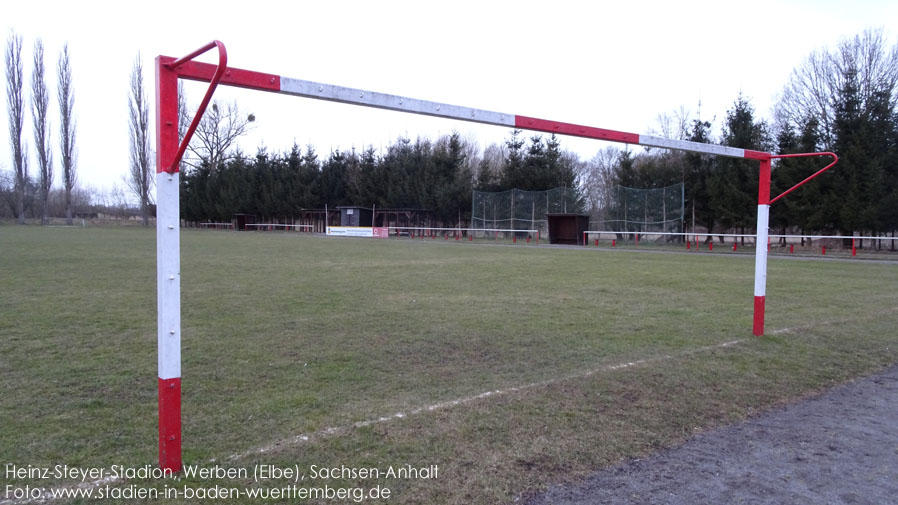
xmin=127 ymin=54 xmax=153 ymax=226
xmin=776 ymin=27 xmax=898 ymax=148
xmin=458 ymin=133 xmax=482 ymax=184
xmin=32 ymin=38 xmax=52 ymax=225
xmin=579 ymin=145 xmax=620 ymax=221
xmin=58 ymin=43 xmax=76 ymax=225
xmin=177 ymin=81 xmax=188 ymax=172
xmin=185 ymin=100 xmax=255 ymax=168
xmin=6 ymin=32 xmax=27 ymax=224
xmin=0 ymin=169 xmax=15 ymax=217
xmin=109 ymin=183 xmax=131 ymax=220
xmin=651 ymin=105 xmax=691 ymax=140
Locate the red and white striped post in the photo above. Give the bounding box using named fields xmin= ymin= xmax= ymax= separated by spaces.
xmin=155 ymin=41 xmax=228 ymax=472
xmin=753 ymin=158 xmax=772 ymax=337
xmin=156 ymin=57 xmax=181 ymax=472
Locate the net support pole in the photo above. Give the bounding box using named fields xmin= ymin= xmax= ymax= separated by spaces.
xmin=155 ymin=56 xmax=182 ymax=472
xmin=752 ymin=158 xmax=772 ymax=337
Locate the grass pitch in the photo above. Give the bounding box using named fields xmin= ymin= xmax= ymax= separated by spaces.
xmin=1 ymin=226 xmax=897 ymax=504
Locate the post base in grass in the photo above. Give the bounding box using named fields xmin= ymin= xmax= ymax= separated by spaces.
xmin=158 ymin=377 xmax=182 ymax=472
xmin=752 ymin=296 xmax=765 ymax=336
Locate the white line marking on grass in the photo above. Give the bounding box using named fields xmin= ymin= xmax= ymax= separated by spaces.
xmin=0 ymin=335 xmax=811 ymax=504
xmin=227 ymin=338 xmax=747 ymax=461
xmin=7 ymin=306 xmax=891 ymax=505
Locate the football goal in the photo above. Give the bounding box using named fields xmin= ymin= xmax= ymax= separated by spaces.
xmin=155 ymin=40 xmax=837 ymax=471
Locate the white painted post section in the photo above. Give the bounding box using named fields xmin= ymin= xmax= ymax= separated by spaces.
xmin=156 ymin=172 xmax=181 ymax=379
xmin=753 ymin=204 xmax=769 ymax=319
xmin=278 ymin=77 xmax=516 ymax=128
xmin=156 ymin=170 xmax=181 ymax=469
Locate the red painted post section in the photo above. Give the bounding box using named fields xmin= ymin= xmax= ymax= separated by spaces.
xmin=158 ymin=378 xmax=181 ymax=470
xmin=790 ymin=244 xmax=794 ymax=254
xmin=612 ymin=239 xmax=616 ymax=247
xmin=822 ymin=246 xmax=826 ymax=255
xmin=733 ymin=242 xmax=737 ymax=251
xmin=515 ymin=116 xmax=639 ymax=144
xmin=852 ymin=238 xmax=856 ymax=256
xmin=753 ymin=296 xmax=766 ymax=334
xmin=709 ymin=241 xmax=713 ymax=251
xmin=156 ymin=59 xmax=180 ymax=175
xmin=175 ymin=60 xmax=279 ymax=93
xmin=595 ymin=239 xmax=598 ymax=247
xmin=687 ymin=241 xmax=691 ymax=250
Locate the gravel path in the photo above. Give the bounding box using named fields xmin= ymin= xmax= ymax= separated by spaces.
xmin=523 ymin=364 xmax=898 ymax=505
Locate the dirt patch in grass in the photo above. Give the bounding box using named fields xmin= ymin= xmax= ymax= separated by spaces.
xmin=523 ymin=361 xmax=898 ymax=505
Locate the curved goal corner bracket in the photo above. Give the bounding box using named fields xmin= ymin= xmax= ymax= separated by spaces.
xmin=161 ymin=40 xmax=228 ymax=174
xmin=769 ymin=152 xmax=839 ymax=205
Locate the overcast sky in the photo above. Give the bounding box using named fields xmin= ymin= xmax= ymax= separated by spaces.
xmin=3 ymin=0 xmax=897 ymax=193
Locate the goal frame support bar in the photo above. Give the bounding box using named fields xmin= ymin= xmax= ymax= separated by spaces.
xmin=155 ymin=40 xmax=838 ymax=472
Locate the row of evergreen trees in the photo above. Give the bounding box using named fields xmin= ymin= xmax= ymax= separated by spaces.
xmin=603 ymin=82 xmax=897 ymax=240
xmin=182 ymin=134 xmax=467 ymax=224
xmin=180 ymin=131 xmax=578 ymax=225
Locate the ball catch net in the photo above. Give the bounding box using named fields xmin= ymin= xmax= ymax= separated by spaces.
xmin=471 ymin=187 xmax=583 ymax=236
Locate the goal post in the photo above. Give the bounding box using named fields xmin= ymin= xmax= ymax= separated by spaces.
xmin=155 ymin=40 xmax=837 ymax=472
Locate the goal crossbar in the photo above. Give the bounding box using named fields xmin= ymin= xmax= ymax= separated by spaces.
xmin=169 ymin=59 xmax=771 ymax=162
xmin=155 ymin=40 xmax=838 ymax=472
